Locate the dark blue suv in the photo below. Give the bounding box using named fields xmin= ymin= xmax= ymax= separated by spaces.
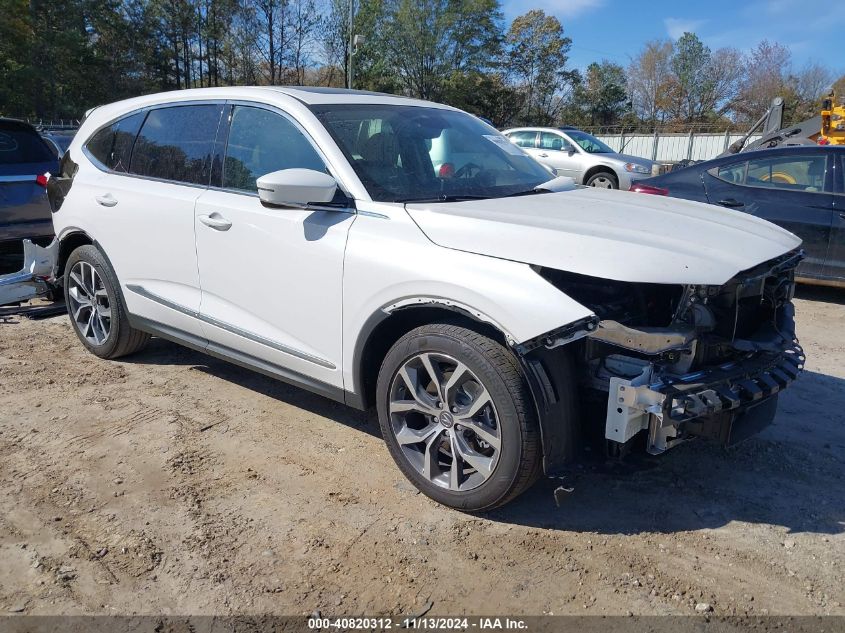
xmin=0 ymin=118 xmax=59 ymax=273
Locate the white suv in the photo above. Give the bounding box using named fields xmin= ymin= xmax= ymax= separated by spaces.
xmin=47 ymin=87 xmax=804 ymax=511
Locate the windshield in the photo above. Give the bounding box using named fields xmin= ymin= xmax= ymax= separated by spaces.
xmin=310 ymin=104 xmax=552 ymax=202
xmin=564 ymin=130 xmax=614 ymax=154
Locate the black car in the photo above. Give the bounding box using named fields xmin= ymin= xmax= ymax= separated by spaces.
xmin=0 ymin=118 xmax=58 ymax=273
xmin=632 ymin=146 xmax=845 ymax=286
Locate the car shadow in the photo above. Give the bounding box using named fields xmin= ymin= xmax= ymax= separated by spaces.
xmin=486 ymin=368 xmax=845 ymax=536
xmin=122 ymin=337 xmax=380 ymax=439
xmin=126 ymin=338 xmax=844 ymax=536
xmin=795 ymin=284 xmax=845 ymax=305
xmin=303 ymin=210 xmax=351 ymax=241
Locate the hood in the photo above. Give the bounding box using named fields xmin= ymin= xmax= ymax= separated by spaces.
xmin=587 ymin=152 xmax=653 ymax=167
xmin=405 ymin=188 xmax=801 ymax=286
xmin=614 ymin=153 xmax=655 ymax=167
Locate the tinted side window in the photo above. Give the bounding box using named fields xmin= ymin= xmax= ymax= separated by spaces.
xmin=222 ymin=106 xmax=326 ymax=193
xmin=745 ymin=154 xmax=827 ymax=192
xmin=539 ymin=132 xmax=571 ymax=151
xmin=716 ymin=161 xmax=746 ymax=184
xmin=508 ymin=131 xmax=536 ymax=148
xmin=85 ymin=112 xmax=145 ymax=173
xmin=130 ymin=105 xmax=223 ymax=185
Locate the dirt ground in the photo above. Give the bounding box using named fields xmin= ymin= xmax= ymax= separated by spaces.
xmin=0 ymin=287 xmax=843 ymax=618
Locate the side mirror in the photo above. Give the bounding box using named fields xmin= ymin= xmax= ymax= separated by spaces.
xmin=256 ymin=168 xmax=338 ymax=208
xmin=567 ymin=147 xmax=576 ymax=157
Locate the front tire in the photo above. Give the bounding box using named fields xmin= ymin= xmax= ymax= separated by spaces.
xmin=376 ymin=324 xmax=541 ymax=511
xmin=586 ymin=171 xmax=618 ymax=189
xmin=64 ymin=245 xmax=149 ymax=359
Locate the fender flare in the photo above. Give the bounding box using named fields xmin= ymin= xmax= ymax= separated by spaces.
xmin=348 ymin=296 xmax=518 ymax=409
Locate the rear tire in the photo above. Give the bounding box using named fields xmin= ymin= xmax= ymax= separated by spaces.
xmin=64 ymin=245 xmax=149 ymax=359
xmin=586 ymin=171 xmax=618 ymax=189
xmin=376 ymin=323 xmax=541 ymax=511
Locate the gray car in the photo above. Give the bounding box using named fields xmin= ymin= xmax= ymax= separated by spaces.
xmin=502 ymin=126 xmax=658 ymax=189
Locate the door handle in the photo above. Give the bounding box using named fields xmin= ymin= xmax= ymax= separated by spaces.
xmin=839 ymin=212 xmax=845 ymax=220
xmin=718 ymin=198 xmax=745 ymax=208
xmin=538 ymin=152 xmax=549 ymax=158
xmin=198 ymin=213 xmax=232 ymax=231
xmin=95 ymin=194 xmax=118 ymax=207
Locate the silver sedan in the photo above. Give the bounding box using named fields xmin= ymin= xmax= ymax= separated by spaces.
xmin=502 ymin=126 xmax=658 ymax=190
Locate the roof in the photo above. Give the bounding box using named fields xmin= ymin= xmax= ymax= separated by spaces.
xmin=501 ymin=126 xmax=585 ymax=134
xmin=260 ymin=86 xmax=447 ymax=108
xmin=79 ymin=86 xmax=454 ymax=129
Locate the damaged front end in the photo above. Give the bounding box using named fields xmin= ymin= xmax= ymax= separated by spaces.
xmin=520 ymin=250 xmax=804 ymax=474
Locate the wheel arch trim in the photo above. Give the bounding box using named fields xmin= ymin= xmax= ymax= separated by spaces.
xmin=347 ymin=297 xmax=518 ymax=410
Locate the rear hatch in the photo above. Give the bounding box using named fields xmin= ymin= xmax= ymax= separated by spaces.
xmin=0 ymin=120 xmax=58 ymax=271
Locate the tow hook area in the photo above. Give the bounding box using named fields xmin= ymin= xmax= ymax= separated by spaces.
xmin=606 ymin=368 xmax=682 ymax=455
xmin=0 ymin=239 xmax=59 ymax=306
xmin=605 ymin=341 xmax=805 ymax=455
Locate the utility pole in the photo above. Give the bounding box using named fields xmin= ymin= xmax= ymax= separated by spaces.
xmin=347 ymin=0 xmax=354 ymax=89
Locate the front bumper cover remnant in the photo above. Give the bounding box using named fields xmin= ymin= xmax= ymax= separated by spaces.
xmin=606 ymin=340 xmax=805 ymax=454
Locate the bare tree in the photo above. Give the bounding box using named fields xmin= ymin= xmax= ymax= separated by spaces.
xmin=285 ymin=0 xmax=321 ymax=84
xmin=793 ymin=62 xmax=833 ymax=103
xmin=318 ymin=0 xmax=349 ymax=86
xmin=700 ymin=47 xmax=745 ymax=118
xmin=627 ymin=39 xmax=673 ymax=123
xmin=255 ymin=0 xmax=285 ymax=84
xmin=735 ymin=40 xmax=791 ymax=123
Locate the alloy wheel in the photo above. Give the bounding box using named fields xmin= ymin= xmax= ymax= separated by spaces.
xmin=67 ymin=261 xmax=111 ymax=346
xmin=388 ymin=352 xmax=501 ymax=491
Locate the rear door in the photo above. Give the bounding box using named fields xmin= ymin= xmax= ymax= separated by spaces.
xmin=505 ymin=130 xmax=539 ymax=157
xmin=702 ymin=150 xmax=834 ymax=278
xmin=82 ymin=103 xmax=224 ymax=337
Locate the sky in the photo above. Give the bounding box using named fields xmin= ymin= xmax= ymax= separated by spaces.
xmin=501 ymin=0 xmax=845 ymax=74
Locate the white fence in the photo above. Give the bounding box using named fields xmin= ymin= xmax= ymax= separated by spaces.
xmin=594 ymin=131 xmax=762 ymax=163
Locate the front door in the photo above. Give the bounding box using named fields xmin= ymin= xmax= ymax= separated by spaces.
xmin=537 ymin=131 xmax=580 ymax=180
xmin=194 ymin=104 xmax=354 ymax=389
xmin=702 ymin=151 xmax=834 ymax=279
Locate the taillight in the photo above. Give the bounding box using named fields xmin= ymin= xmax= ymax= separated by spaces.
xmin=818 ymin=136 xmax=830 ymax=146
xmin=629 ymin=183 xmax=668 ymax=195
xmin=438 ymin=162 xmax=455 ymax=178
xmin=36 ymin=172 xmax=50 ymax=187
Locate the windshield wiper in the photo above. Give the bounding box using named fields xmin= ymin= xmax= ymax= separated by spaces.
xmin=503 ymin=189 xmax=546 ymax=198
xmin=396 ymin=194 xmax=490 ymax=203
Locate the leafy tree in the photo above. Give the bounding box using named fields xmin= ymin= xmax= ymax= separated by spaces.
xmin=0 ymin=0 xmax=35 ymax=116
xmin=671 ymin=32 xmax=712 ymax=122
xmin=505 ymin=9 xmax=575 ymax=125
xmin=380 ymin=0 xmax=502 ymax=100
xmin=443 ymin=71 xmax=523 ymax=126
xmin=572 ymin=60 xmax=628 ymax=126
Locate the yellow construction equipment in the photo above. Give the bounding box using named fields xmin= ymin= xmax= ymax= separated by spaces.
xmin=819 ymin=93 xmax=845 ymax=146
